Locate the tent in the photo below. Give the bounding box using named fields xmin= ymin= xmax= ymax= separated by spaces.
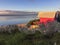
xmin=38 ymin=11 xmax=56 ymax=24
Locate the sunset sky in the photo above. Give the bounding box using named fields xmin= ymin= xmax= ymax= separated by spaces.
xmin=0 ymin=0 xmax=60 ymax=12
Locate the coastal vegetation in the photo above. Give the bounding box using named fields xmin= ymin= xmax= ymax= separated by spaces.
xmin=0 ymin=20 xmax=60 ymax=45
xmin=26 ymin=19 xmax=40 ymax=27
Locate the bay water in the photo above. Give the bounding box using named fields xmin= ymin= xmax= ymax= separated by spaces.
xmin=0 ymin=15 xmax=37 ymax=25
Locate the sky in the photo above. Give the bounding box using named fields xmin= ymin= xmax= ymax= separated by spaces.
xmin=0 ymin=0 xmax=60 ymax=12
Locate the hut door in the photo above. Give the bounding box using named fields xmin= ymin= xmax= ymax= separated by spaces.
xmin=57 ymin=14 xmax=60 ymax=22
xmin=55 ymin=12 xmax=60 ymax=22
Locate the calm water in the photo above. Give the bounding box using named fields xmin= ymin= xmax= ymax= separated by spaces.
xmin=0 ymin=15 xmax=37 ymax=25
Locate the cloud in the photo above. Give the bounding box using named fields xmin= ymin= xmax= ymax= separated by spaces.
xmin=0 ymin=12 xmax=9 ymax=14
xmin=29 ymin=0 xmax=35 ymax=1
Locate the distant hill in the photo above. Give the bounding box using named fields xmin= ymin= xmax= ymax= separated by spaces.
xmin=0 ymin=10 xmax=38 ymax=16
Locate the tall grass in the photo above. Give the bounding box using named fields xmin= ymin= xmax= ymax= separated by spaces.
xmin=0 ymin=21 xmax=60 ymax=45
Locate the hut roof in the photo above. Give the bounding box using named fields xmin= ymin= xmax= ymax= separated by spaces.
xmin=38 ymin=11 xmax=56 ymax=18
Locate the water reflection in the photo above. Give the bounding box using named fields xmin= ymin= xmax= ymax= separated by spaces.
xmin=0 ymin=16 xmax=37 ymax=25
